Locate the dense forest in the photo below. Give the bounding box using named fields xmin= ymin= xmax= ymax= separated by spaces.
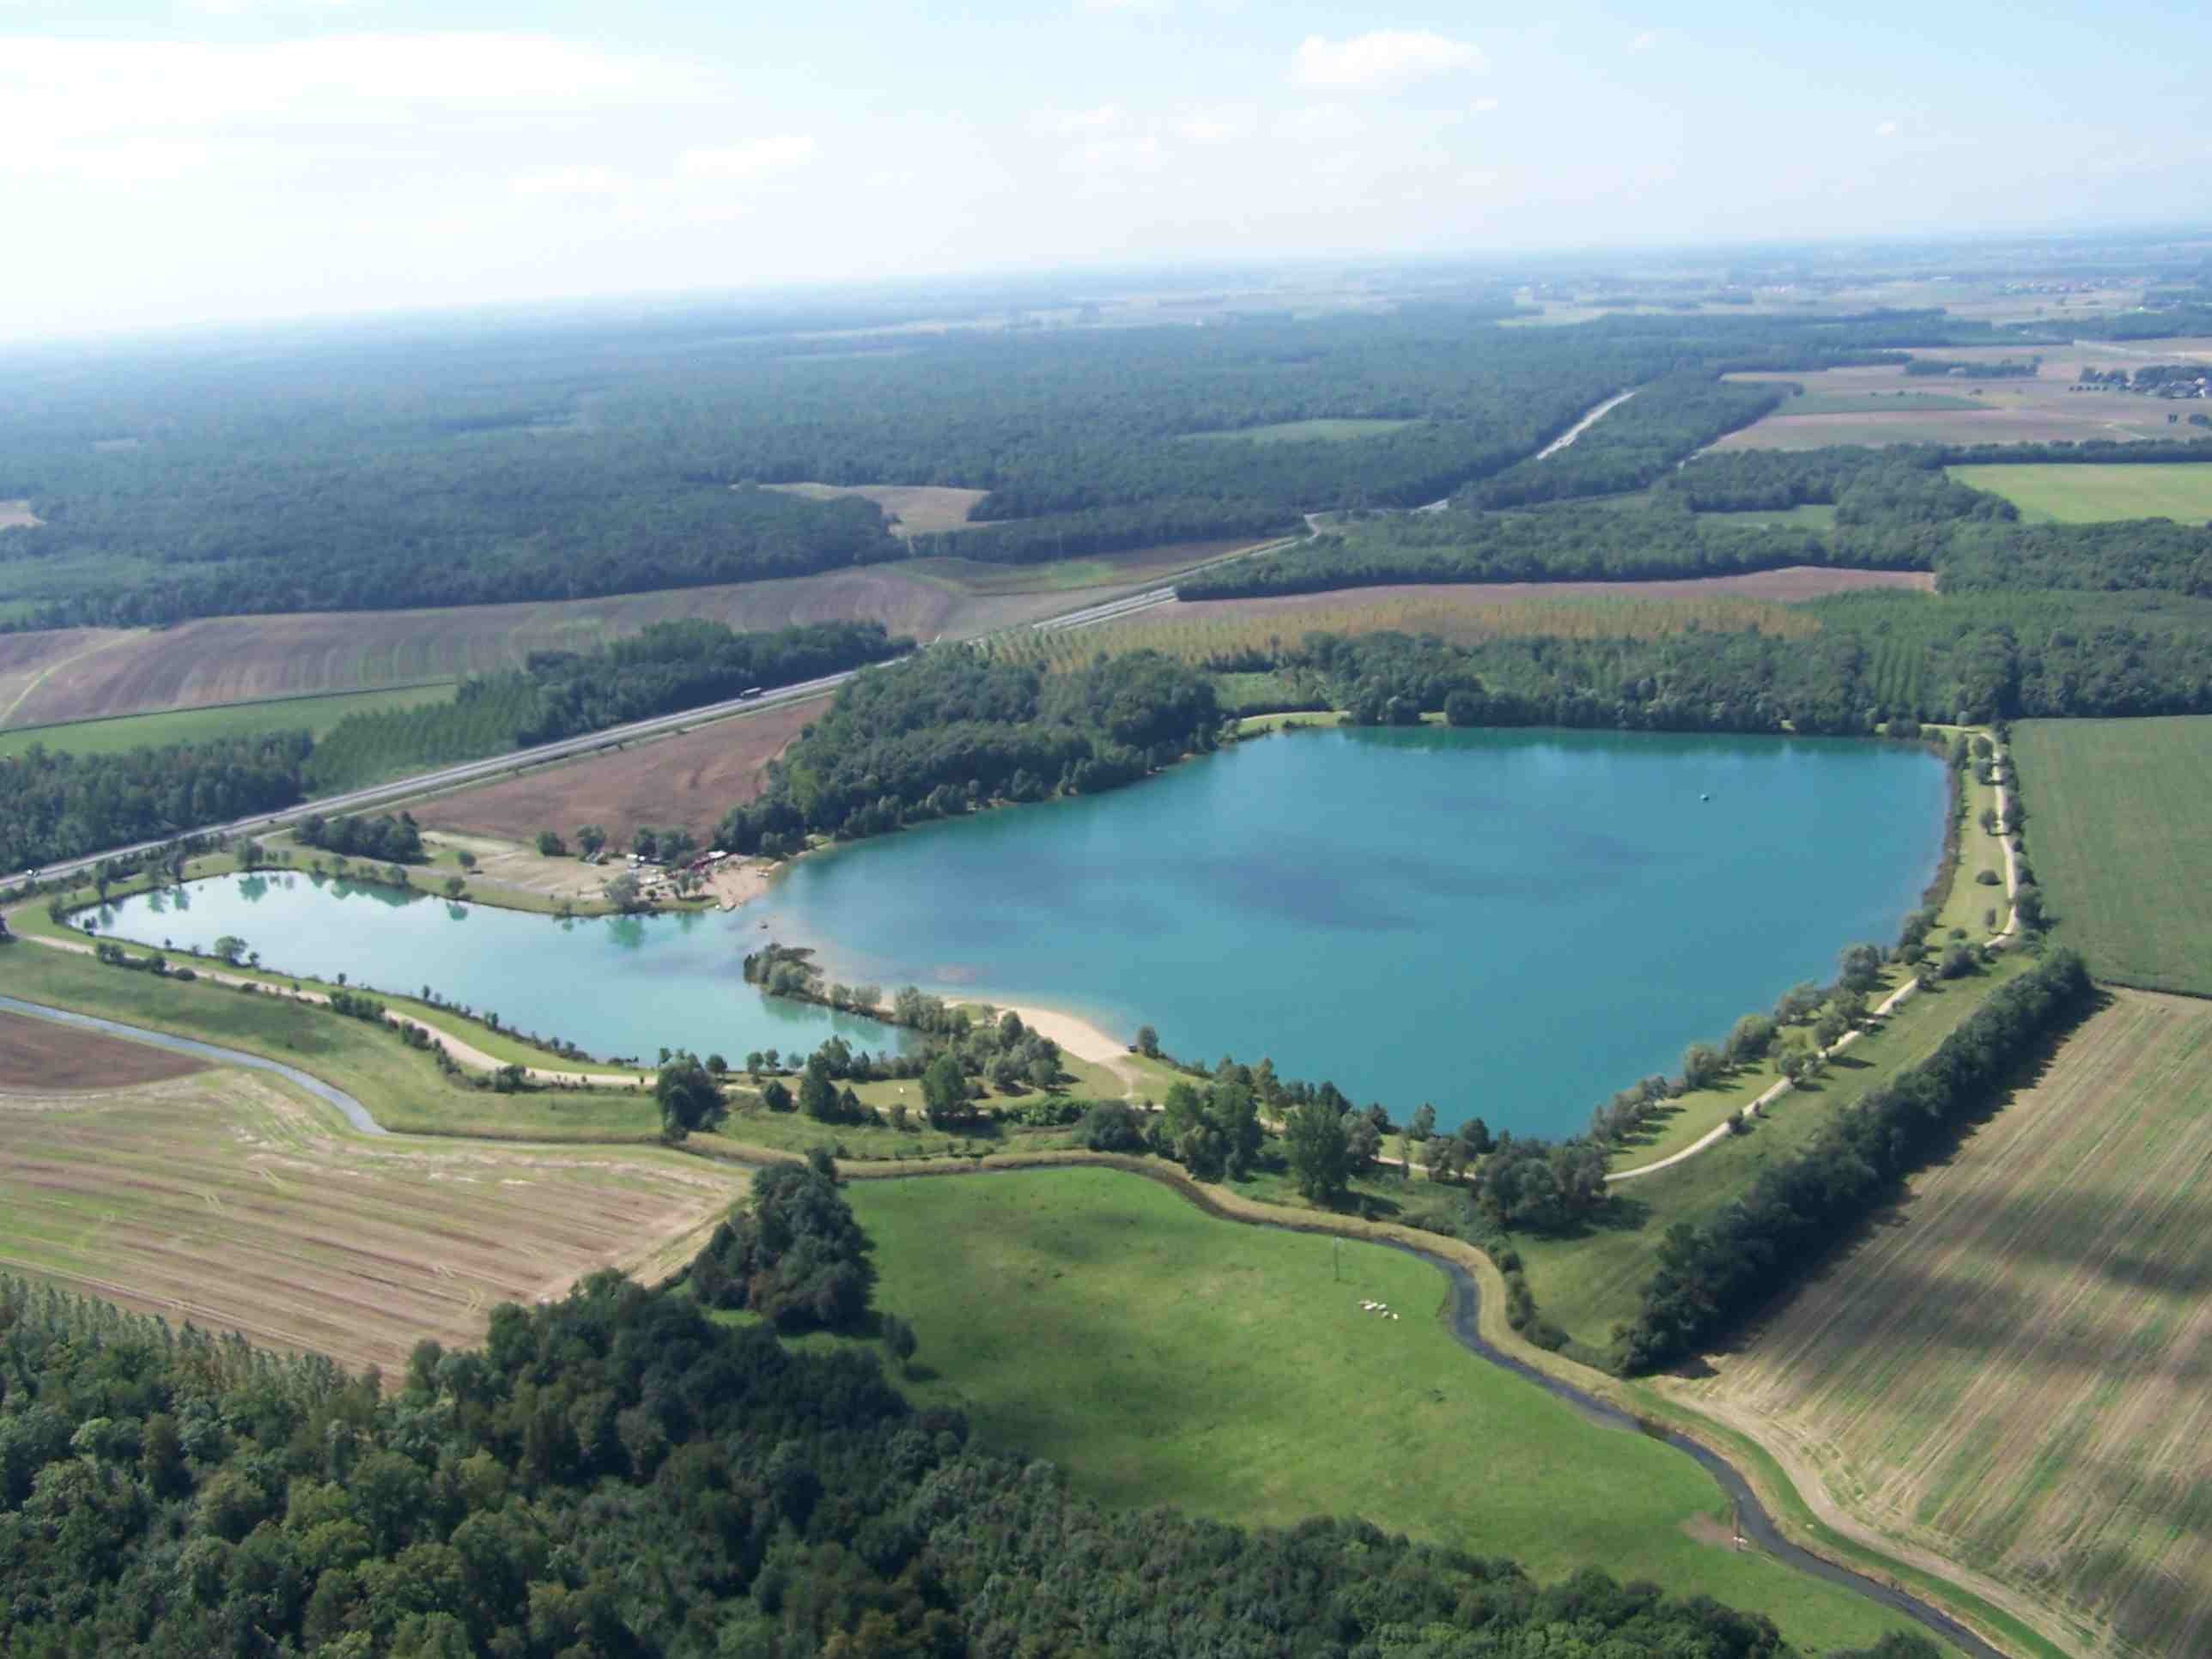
xmin=0 ymin=301 xmax=2015 ymax=629
xmin=1457 ymin=374 xmax=1787 ymax=508
xmin=0 ymin=1210 xmax=1938 ymax=1657
xmin=1618 ymin=949 xmax=2093 ymax=1372
xmin=0 ymin=732 xmax=311 ymax=874
xmin=715 ymin=647 xmax=1221 ymax=853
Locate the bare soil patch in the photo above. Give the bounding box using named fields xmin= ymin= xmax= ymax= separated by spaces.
xmin=0 ymin=500 xmax=40 ymax=531
xmin=0 ymin=1070 xmax=745 ymax=1377
xmin=762 ymin=481 xmax=990 ymax=536
xmin=0 ymin=1009 xmax=207 ymax=1091
xmin=416 ymin=698 xmax=814 ymax=847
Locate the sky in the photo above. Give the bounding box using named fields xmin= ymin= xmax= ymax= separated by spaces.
xmin=1 ymin=0 xmax=2208 ymax=340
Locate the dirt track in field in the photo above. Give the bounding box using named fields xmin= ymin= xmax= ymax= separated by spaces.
xmin=1671 ymin=989 xmax=2212 ymax=1659
xmin=0 ymin=1070 xmax=746 ymax=1377
xmin=415 ymin=698 xmax=813 ymax=845
xmin=0 ymin=1008 xmax=208 ymax=1091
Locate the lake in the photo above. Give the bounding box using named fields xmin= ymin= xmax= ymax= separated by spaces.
xmin=95 ymin=727 xmax=1946 ymax=1135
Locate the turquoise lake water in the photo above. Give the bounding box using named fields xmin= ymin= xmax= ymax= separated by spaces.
xmin=94 ymin=727 xmax=1945 ymax=1136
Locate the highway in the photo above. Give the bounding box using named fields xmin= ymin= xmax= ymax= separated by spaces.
xmin=2 ymin=533 xmax=1290 ymax=902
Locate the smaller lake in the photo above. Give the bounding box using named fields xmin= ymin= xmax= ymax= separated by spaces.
xmin=92 ymin=874 xmax=915 ymax=1066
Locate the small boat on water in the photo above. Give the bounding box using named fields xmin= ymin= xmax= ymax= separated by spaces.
xmin=1700 ymin=793 xmax=1711 ymax=802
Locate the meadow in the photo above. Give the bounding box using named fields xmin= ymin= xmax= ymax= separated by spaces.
xmin=1948 ymin=463 xmax=2212 ymax=524
xmin=1673 ymin=989 xmax=2212 ymax=1659
xmin=1715 ymin=358 xmax=2184 ymax=450
xmin=0 ymin=1064 xmax=744 ymax=1376
xmin=836 ymin=1166 xmax=1957 ymax=1656
xmin=0 ymin=683 xmax=454 ymax=760
xmin=2011 ymin=717 xmax=2212 ymax=995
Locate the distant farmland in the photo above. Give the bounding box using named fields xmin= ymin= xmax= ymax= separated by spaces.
xmin=0 ymin=1067 xmax=744 ymax=1377
xmin=1674 ymin=989 xmax=2212 ymax=1659
xmin=0 ymin=683 xmax=455 ymax=761
xmin=1949 ymin=463 xmax=2212 ymax=524
xmin=2012 ymin=717 xmax=2212 ymax=995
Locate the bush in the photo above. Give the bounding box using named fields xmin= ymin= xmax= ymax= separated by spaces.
xmin=1079 ymin=1101 xmax=1147 ymax=1152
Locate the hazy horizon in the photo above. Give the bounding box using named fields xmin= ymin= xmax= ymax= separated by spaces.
xmin=3 ymin=0 xmax=2209 ymax=342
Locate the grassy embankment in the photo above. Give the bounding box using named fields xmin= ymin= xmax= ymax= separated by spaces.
xmin=0 ymin=684 xmax=456 ymax=759
xmin=0 ymin=927 xmax=664 ymax=1141
xmin=1670 ymin=988 xmax=2212 ymax=1659
xmin=2010 ymin=716 xmax=2212 ymax=996
xmin=1949 ymin=462 xmax=2212 ymax=524
xmin=818 ymin=1167 xmax=1960 ymax=1657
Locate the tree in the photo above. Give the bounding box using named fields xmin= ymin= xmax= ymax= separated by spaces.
xmin=603 ymin=872 xmax=643 ymax=912
xmin=654 ymin=1052 xmax=722 ymax=1142
xmin=1285 ymin=1097 xmax=1350 ymax=1204
xmin=1680 ymin=1042 xmax=1724 ymax=1091
xmin=1133 ymin=1023 xmax=1160 ymax=1058
xmin=1777 ymin=1029 xmax=1823 ymax=1084
xmin=212 ymin=935 xmax=248 ymax=966
xmin=574 ymin=824 xmax=607 ymax=856
xmin=881 ymin=1313 xmax=919 ymax=1376
xmin=1409 ymin=1103 xmax=1436 ymax=1141
xmin=443 ymin=876 xmax=467 ymax=899
xmin=537 ymin=830 xmax=568 ymax=858
xmin=921 ymin=1054 xmax=969 ymax=1127
xmin=1341 ymin=1111 xmax=1381 ymax=1173
xmin=760 ymin=1079 xmax=794 ymax=1113
xmin=799 ymin=1060 xmax=838 ymax=1121
xmin=455 ymin=850 xmax=477 ymax=871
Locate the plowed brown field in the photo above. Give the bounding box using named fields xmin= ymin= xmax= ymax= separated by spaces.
xmin=1673 ymin=989 xmax=2212 ymax=1659
xmin=0 ymin=1070 xmax=747 ymax=1376
xmin=416 ymin=698 xmax=812 ymax=845
xmin=0 ymin=1009 xmax=207 ymax=1091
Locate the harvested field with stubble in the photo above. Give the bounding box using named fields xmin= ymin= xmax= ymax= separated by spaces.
xmin=415 ymin=696 xmax=815 ymax=845
xmin=0 ymin=550 xmax=1244 ymax=729
xmin=993 ymin=572 xmax=1934 ymax=672
xmin=0 ymin=1068 xmax=747 ymax=1377
xmin=1673 ymin=990 xmax=2212 ymax=1659
xmin=0 ymin=1009 xmax=207 ymax=1091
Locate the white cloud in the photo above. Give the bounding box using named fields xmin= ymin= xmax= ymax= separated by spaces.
xmin=1627 ymin=29 xmax=1659 ymax=51
xmin=186 ymin=0 xmax=361 ymax=14
xmin=1875 ymin=119 xmax=1900 ymax=137
xmin=1035 ymin=104 xmax=1128 ymax=138
xmin=1276 ymin=103 xmax=1362 ymax=143
xmin=1459 ymin=168 xmax=1500 ymax=190
xmin=512 ymin=164 xmax=627 ymax=198
xmin=1290 ymin=30 xmax=1484 ymax=94
xmin=1173 ymin=105 xmax=1260 ymax=144
xmin=676 ymin=135 xmax=817 ymax=184
xmin=1075 ymin=0 xmax=1170 ymax=12
xmin=1469 ymin=95 xmax=1500 ymax=114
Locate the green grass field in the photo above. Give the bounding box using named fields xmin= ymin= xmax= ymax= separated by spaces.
xmin=1778 ymin=392 xmax=1986 ymax=416
xmin=838 ymin=1167 xmax=1954 ymax=1656
xmin=1949 ymin=463 xmax=2212 ymax=524
xmin=1179 ymin=417 xmax=1419 ymax=443
xmin=2011 ymin=717 xmax=2212 ymax=994
xmin=0 ymin=683 xmax=457 ymax=757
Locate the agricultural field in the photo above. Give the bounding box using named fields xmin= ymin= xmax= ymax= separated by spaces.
xmin=0 ymin=1007 xmax=206 ymax=1090
xmin=0 ymin=683 xmax=455 ymax=761
xmin=1948 ymin=463 xmax=2212 ymax=524
xmin=760 ymin=481 xmax=989 ymax=535
xmin=414 ymin=697 xmax=817 ymax=846
xmin=1714 ymin=355 xmax=2188 ymax=450
xmin=2011 ymin=717 xmax=2212 ymax=995
xmin=0 ymin=548 xmax=1254 ymax=731
xmin=0 ymin=1066 xmax=744 ymax=1376
xmin=989 ymin=576 xmax=1947 ymax=673
xmin=836 ymin=1166 xmax=1954 ymax=1656
xmin=1672 ymin=989 xmax=2212 ymax=1659
xmin=1178 ymin=417 xmax=1421 ymax=443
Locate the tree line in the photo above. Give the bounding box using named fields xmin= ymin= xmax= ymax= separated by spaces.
xmin=0 ymin=732 xmax=311 ymax=874
xmin=715 ymin=647 xmax=1221 ymax=854
xmin=1617 ymin=948 xmax=2093 ymax=1372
